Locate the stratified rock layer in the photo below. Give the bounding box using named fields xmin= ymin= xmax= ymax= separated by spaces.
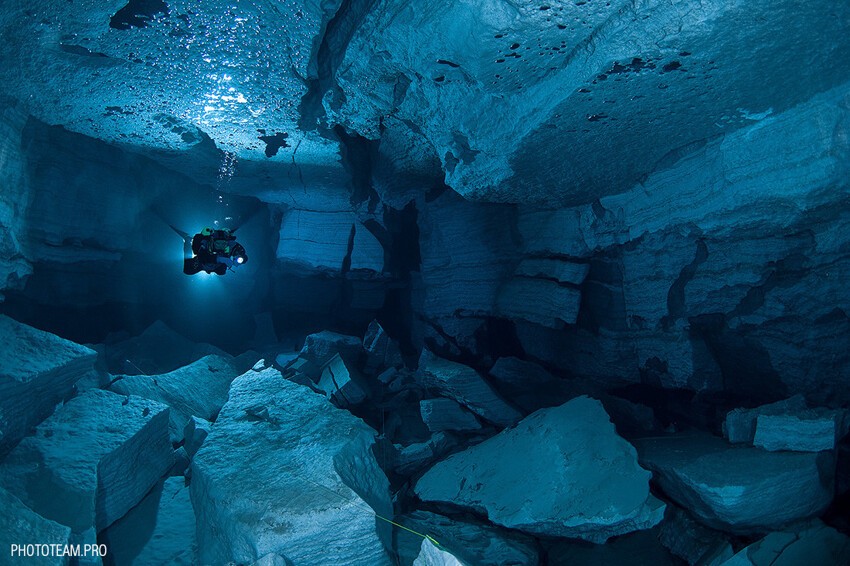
xmin=0 ymin=389 xmax=173 ymax=532
xmin=191 ymin=368 xmax=392 ymax=565
xmin=415 ymin=396 xmax=664 ymax=543
xmin=0 ymin=315 xmax=97 ymax=457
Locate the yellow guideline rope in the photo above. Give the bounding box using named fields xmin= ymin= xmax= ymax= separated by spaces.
xmin=374 ymin=514 xmax=442 ymax=547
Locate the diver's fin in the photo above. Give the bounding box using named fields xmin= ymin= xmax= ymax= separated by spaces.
xmin=167 ymin=223 xmax=190 ymax=240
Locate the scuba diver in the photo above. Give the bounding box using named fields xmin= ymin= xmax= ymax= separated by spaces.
xmin=180 ymin=227 xmax=248 ymax=275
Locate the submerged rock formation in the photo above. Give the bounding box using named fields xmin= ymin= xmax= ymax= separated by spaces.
xmin=191 ymin=367 xmax=392 ymax=565
xmin=415 ymin=396 xmax=665 ymax=543
xmin=634 ymin=433 xmax=834 ymax=532
xmin=0 ymin=389 xmax=173 ymax=532
xmin=0 ymin=315 xmax=97 ymax=457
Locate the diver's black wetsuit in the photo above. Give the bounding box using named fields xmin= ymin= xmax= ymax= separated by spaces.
xmin=183 ymin=228 xmax=247 ymax=275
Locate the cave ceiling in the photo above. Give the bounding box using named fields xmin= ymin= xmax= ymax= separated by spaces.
xmin=2 ymin=0 xmax=849 ymax=206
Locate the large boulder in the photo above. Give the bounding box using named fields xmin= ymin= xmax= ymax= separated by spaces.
xmin=416 ymin=350 xmax=522 ymax=427
xmin=723 ymin=395 xmax=847 ymax=452
xmin=0 ymin=315 xmax=97 ymax=457
xmin=414 ymin=396 xmax=665 ymax=543
xmin=0 ymin=486 xmax=72 ymax=566
xmin=634 ymin=433 xmax=834 ymax=532
xmin=110 ymin=354 xmax=242 ymax=441
xmin=0 ymin=389 xmax=173 ymax=532
xmin=191 ymin=368 xmax=392 ymax=565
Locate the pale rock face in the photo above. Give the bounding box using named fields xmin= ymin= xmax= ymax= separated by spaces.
xmin=278 ymin=209 xmax=384 ymax=273
xmin=414 ymin=539 xmax=465 ymax=566
xmin=510 ymin=86 xmax=850 ymax=398
xmin=414 ymin=396 xmax=665 ymax=543
xmin=634 ymin=434 xmax=834 ymax=533
xmin=191 ymin=368 xmax=392 ymax=565
xmin=723 ymin=396 xmax=847 ymax=453
xmin=0 ymin=315 xmax=97 ymax=457
xmin=334 ymin=1 xmax=850 ymax=206
xmin=110 ymin=354 xmax=243 ymax=441
xmin=0 ymin=486 xmax=72 ymax=566
xmin=0 ymin=389 xmax=174 ymax=532
xmin=0 ymin=0 xmax=349 ymax=194
xmin=416 ymin=350 xmax=522 ymax=427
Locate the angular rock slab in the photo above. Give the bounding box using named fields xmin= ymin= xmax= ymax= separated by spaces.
xmin=395 ymin=510 xmax=539 ymax=566
xmin=0 ymin=389 xmax=173 ymax=532
xmin=364 ymin=320 xmax=403 ymax=373
xmin=420 ymin=398 xmax=481 ymax=433
xmin=634 ymin=433 xmax=834 ymax=532
xmin=724 ymin=395 xmax=846 ymax=452
xmin=110 ymin=354 xmax=241 ymax=440
xmin=0 ymin=315 xmax=97 ymax=457
xmin=191 ymin=368 xmax=392 ymax=565
xmin=300 ymin=330 xmax=364 ymax=367
xmin=415 ymin=396 xmax=665 ymax=543
xmin=393 ymin=432 xmax=459 ymax=477
xmin=317 ymin=353 xmax=369 ymax=407
xmin=0 ymin=486 xmax=72 ymax=566
xmin=417 ymin=350 xmax=521 ymax=427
